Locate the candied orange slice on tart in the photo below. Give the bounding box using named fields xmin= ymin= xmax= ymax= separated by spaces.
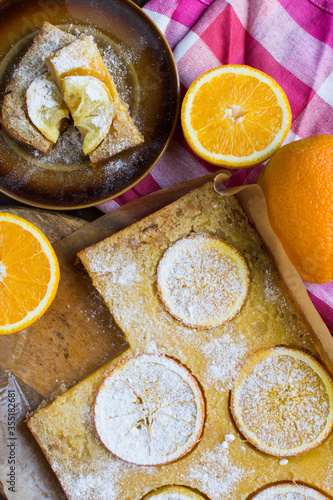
xmin=93 ymin=353 xmax=205 ymax=466
xmin=142 ymin=485 xmax=206 ymax=499
xmin=250 ymin=482 xmax=330 ymax=499
xmin=230 ymin=347 xmax=333 ymax=456
xmin=157 ymin=233 xmax=250 ymax=328
xmin=0 ymin=213 xmax=60 ymax=334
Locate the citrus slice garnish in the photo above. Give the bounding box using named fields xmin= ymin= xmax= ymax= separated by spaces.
xmin=251 ymin=482 xmax=330 ymax=499
xmin=62 ymin=75 xmax=114 ymax=154
xmin=93 ymin=353 xmax=205 ymax=466
xmin=26 ymin=75 xmax=69 ymax=143
xmin=230 ymin=347 xmax=333 ymax=456
xmin=157 ymin=234 xmax=250 ymax=329
xmin=181 ymin=65 xmax=291 ymax=168
xmin=0 ymin=213 xmax=60 ymax=335
xmin=142 ymin=485 xmax=206 ymax=500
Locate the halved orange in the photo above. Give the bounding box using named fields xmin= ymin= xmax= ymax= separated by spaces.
xmin=230 ymin=347 xmax=333 ymax=456
xmin=0 ymin=213 xmax=60 ymax=334
xmin=157 ymin=234 xmax=250 ymax=328
xmin=250 ymin=482 xmax=330 ymax=499
xmin=93 ymin=353 xmax=205 ymax=466
xmin=181 ymin=65 xmax=291 ymax=168
xmin=142 ymin=485 xmax=206 ymax=500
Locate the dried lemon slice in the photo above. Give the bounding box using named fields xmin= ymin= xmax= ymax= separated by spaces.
xmin=26 ymin=75 xmax=69 ymax=143
xmin=62 ymin=75 xmax=114 ymax=154
xmin=157 ymin=234 xmax=250 ymax=328
xmin=143 ymin=485 xmax=206 ymax=500
xmin=230 ymin=347 xmax=333 ymax=456
xmin=93 ymin=354 xmax=205 ymax=466
xmin=251 ymin=482 xmax=330 ymax=499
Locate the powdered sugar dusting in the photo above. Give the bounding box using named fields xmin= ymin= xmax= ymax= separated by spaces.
xmin=199 ymin=331 xmax=249 ymax=389
xmin=26 ymin=75 xmax=64 ymax=113
xmin=49 ymin=35 xmax=95 ymax=75
xmin=157 ymin=234 xmax=249 ymax=328
xmin=185 ymin=444 xmax=252 ymax=497
xmin=7 ymin=27 xmax=75 ymax=92
xmin=233 ymin=349 xmax=331 ymax=453
xmin=87 ymin=255 xmax=140 ymax=287
xmin=62 ymin=462 xmax=124 ymax=500
xmin=93 ymin=354 xmax=204 ymax=466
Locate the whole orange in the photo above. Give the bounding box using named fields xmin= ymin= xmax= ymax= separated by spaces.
xmin=258 ymin=135 xmax=333 ymax=283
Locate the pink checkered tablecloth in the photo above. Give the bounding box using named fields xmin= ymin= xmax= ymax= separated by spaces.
xmin=99 ymin=0 xmax=333 ymax=333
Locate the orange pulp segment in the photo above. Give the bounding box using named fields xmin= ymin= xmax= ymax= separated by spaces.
xmin=181 ymin=65 xmax=291 ymax=167
xmin=0 ymin=213 xmax=60 ymax=334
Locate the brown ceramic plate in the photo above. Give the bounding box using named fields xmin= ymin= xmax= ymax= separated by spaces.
xmin=0 ymin=0 xmax=179 ymax=209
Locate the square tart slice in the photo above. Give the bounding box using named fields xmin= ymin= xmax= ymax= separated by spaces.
xmin=28 ymin=181 xmax=333 ymax=500
xmin=1 ymin=22 xmax=75 ymax=153
xmin=46 ymin=35 xmax=144 ymax=163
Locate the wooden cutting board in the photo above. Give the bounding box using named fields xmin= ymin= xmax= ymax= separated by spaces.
xmin=0 ymin=209 xmax=86 ymax=500
xmin=0 ymin=206 xmax=129 ymax=400
xmin=0 ymin=207 xmax=88 ymax=242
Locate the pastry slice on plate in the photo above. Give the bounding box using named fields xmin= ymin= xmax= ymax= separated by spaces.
xmin=1 ymin=22 xmax=74 ymax=153
xmin=47 ymin=35 xmax=144 ymax=163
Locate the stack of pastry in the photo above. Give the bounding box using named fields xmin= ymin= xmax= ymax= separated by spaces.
xmin=1 ymin=22 xmax=143 ymax=164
